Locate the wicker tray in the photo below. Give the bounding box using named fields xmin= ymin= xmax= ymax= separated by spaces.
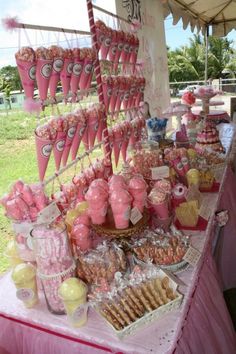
xmin=92 ymin=209 xmax=149 ymax=239
xmin=102 ymin=292 xmax=183 ymax=339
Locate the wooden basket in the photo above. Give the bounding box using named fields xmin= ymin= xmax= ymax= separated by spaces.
xmin=92 ymin=209 xmax=149 ymax=239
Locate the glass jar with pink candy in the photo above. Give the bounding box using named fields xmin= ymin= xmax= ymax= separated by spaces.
xmin=30 ymin=222 xmax=75 ymax=315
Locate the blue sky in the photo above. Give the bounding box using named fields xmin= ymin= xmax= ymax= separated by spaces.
xmin=1 ymin=1 xmax=236 ymax=68
xmin=164 ymin=15 xmax=236 ymax=49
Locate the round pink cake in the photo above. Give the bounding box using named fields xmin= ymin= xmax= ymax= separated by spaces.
xmin=195 ymin=125 xmax=224 ymax=153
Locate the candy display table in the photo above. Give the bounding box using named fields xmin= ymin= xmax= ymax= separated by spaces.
xmin=0 ymin=124 xmax=236 ymax=354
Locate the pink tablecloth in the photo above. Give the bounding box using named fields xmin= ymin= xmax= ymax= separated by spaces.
xmin=0 ymin=124 xmax=236 ymax=354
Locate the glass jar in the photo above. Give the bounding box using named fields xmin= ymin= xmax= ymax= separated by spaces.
xmin=30 ymin=222 xmax=75 ymax=314
xmin=131 ymin=141 xmax=160 ymax=180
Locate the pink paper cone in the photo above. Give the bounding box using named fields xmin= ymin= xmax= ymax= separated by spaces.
xmin=120 ymin=41 xmax=130 ymax=69
xmin=62 ymin=124 xmax=78 ymax=167
xmin=70 ymin=58 xmax=84 ymax=99
xmin=100 ymin=36 xmax=112 ymax=60
xmin=82 ymin=125 xmax=89 ymax=151
xmin=35 ymin=133 xmax=53 ymax=181
xmin=16 ymin=59 xmax=36 ymax=99
xmin=36 ymin=59 xmax=53 ymax=101
xmin=96 ymin=114 xmax=106 ymax=143
xmin=85 ymin=63 xmax=94 ymax=91
xmin=115 ymin=85 xmax=125 ymax=112
xmin=53 ymin=131 xmax=67 ymax=171
xmin=60 ymin=58 xmax=74 ymax=99
xmin=121 ymin=123 xmax=131 ymax=162
xmin=96 ymin=28 xmax=105 ymax=50
xmin=79 ymin=59 xmax=93 ymax=91
xmin=71 ymin=121 xmax=87 ymax=160
xmin=128 ymin=85 xmax=136 ymax=109
xmin=109 ymin=81 xmax=119 ymax=114
xmin=108 ymin=31 xmax=117 ymax=62
xmin=122 ymin=88 xmax=130 ymax=110
xmin=102 ymin=82 xmax=113 ymax=112
xmin=113 ymin=128 xmax=123 ymax=167
xmin=88 ymin=111 xmax=99 ymax=148
xmin=49 ymin=57 xmax=64 ymax=98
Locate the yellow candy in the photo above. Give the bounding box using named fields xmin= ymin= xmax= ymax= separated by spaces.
xmin=4 ymin=240 xmax=23 ymax=268
xmin=186 ymin=169 xmax=200 ymax=187
xmin=187 ymin=148 xmax=197 ymax=159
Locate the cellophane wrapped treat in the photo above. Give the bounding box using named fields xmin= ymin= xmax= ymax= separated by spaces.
xmin=77 ymin=242 xmax=126 ymax=284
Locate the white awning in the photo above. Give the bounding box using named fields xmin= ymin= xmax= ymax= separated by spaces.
xmin=162 ymin=0 xmax=236 ymax=36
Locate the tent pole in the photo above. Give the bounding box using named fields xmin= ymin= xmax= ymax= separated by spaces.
xmin=204 ymin=24 xmax=209 ymax=85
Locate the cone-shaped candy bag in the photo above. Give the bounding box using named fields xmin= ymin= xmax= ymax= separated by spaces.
xmin=35 ymin=47 xmax=53 ymax=102
xmin=62 ymin=113 xmax=79 ymax=167
xmin=60 ymin=49 xmax=74 ymax=101
xmin=48 ymin=46 xmax=64 ymax=99
xmin=15 ymin=47 xmax=36 ymax=99
xmin=71 ymin=109 xmax=87 ymax=160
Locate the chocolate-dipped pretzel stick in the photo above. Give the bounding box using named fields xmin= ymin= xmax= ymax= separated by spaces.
xmin=100 ymin=307 xmax=123 ymax=330
xmin=112 ymin=302 xmax=133 ymax=325
xmin=125 ymin=287 xmax=145 ymax=313
xmin=140 ymin=283 xmax=159 ymax=309
xmin=132 ymin=287 xmax=153 ymax=312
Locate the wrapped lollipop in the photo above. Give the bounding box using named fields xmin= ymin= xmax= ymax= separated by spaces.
xmin=62 ymin=112 xmax=79 ymax=167
xmin=35 ymin=47 xmax=53 ymax=102
xmin=49 ymin=116 xmax=68 ymax=171
xmin=112 ymin=124 xmax=124 ymax=167
xmin=15 ymin=47 xmax=36 ymax=99
xmin=48 ymin=45 xmax=65 ymax=99
xmin=73 ymin=173 xmax=89 ymax=202
xmin=35 ymin=123 xmax=56 ymax=181
xmin=71 ymin=109 xmax=87 ymax=160
xmin=70 ymin=48 xmax=84 ymax=102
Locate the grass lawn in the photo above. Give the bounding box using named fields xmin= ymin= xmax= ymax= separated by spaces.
xmin=0 ymin=99 xmax=102 ymax=273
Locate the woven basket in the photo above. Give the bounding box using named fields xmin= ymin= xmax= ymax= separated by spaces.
xmin=92 ymin=209 xmax=149 ymax=239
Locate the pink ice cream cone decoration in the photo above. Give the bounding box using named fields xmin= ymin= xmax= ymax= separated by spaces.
xmin=129 ymin=175 xmax=147 ymax=213
xmin=62 ymin=113 xmax=79 ymax=167
xmin=35 ymin=47 xmax=53 ymax=102
xmin=48 ymin=45 xmax=64 ymax=99
xmin=112 ymin=124 xmax=124 ymax=167
xmin=85 ymin=181 xmax=109 ymax=225
xmin=49 ymin=116 xmax=68 ymax=171
xmin=70 ymin=109 xmax=87 ymax=160
xmin=35 ymin=123 xmax=56 ymax=181
xmin=15 ymin=47 xmax=36 ymax=99
xmin=70 ymin=48 xmax=84 ymax=102
xmin=109 ymin=189 xmax=132 ymax=229
xmin=60 ymin=49 xmax=74 ymax=102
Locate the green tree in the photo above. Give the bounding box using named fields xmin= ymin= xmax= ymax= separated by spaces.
xmin=0 ymin=65 xmax=22 ymax=91
xmin=0 ymin=76 xmax=12 ymax=109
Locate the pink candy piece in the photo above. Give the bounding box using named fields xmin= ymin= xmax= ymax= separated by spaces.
xmin=85 ymin=186 xmax=108 ymax=206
